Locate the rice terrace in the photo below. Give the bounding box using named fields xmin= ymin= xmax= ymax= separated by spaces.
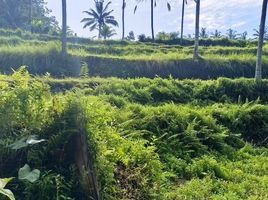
xmin=0 ymin=0 xmax=268 ymax=199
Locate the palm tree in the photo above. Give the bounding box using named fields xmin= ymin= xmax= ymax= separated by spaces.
xmin=135 ymin=0 xmax=171 ymax=42
xmin=122 ymin=0 xmax=126 ymax=39
xmin=255 ymin=0 xmax=268 ymax=82
xmin=226 ymin=29 xmax=237 ymax=40
xmin=61 ymin=0 xmax=67 ymax=57
xmin=239 ymin=31 xmax=247 ymax=40
xmin=200 ymin=27 xmax=208 ymax=38
xmin=193 ymin=0 xmax=200 ymax=60
xmin=81 ymin=0 xmax=118 ymax=39
xmin=58 ymin=26 xmax=75 ymax=37
xmin=29 ymin=0 xmax=33 ymax=33
xmin=101 ymin=25 xmax=117 ymax=39
xmin=126 ymin=31 xmax=135 ymax=40
xmin=211 ymin=30 xmax=221 ymax=38
xmin=150 ymin=0 xmax=155 ymax=41
xmin=253 ymin=26 xmax=268 ymax=41
xmin=180 ymin=0 xmax=187 ymax=44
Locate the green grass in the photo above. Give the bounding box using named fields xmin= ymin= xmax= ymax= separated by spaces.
xmin=38 ymin=76 xmax=268 ymax=105
xmin=0 ymin=69 xmax=268 ymax=199
xmin=0 ymin=29 xmax=268 ymax=199
xmin=0 ymin=32 xmax=267 ymax=78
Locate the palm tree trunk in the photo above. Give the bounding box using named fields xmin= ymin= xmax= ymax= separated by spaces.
xmin=193 ymin=0 xmax=200 ymax=61
xmin=180 ymin=0 xmax=185 ymax=45
xmin=255 ymin=0 xmax=268 ymax=82
xmin=61 ymin=0 xmax=67 ymax=57
xmin=151 ymin=0 xmax=155 ymax=41
xmin=29 ymin=0 xmax=33 ymax=33
xmin=98 ymin=24 xmax=101 ymax=39
xmin=122 ymin=0 xmax=125 ymax=39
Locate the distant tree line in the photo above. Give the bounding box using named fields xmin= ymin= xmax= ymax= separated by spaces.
xmin=0 ymin=0 xmax=61 ymax=35
xmin=135 ymin=27 xmax=268 ymax=42
xmin=0 ymin=0 xmax=267 ymax=82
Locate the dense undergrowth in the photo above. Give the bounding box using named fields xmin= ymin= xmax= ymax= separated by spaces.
xmin=42 ymin=76 xmax=268 ymax=104
xmin=0 ymin=29 xmax=267 ymax=79
xmin=0 ymin=69 xmax=267 ymax=199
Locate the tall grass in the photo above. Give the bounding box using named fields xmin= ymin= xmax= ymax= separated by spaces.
xmin=0 ymin=33 xmax=267 ymax=78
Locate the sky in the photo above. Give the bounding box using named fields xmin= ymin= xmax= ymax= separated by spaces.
xmin=45 ymin=0 xmax=266 ymax=39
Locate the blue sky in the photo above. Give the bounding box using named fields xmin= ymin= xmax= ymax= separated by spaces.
xmin=46 ymin=0 xmax=265 ymax=39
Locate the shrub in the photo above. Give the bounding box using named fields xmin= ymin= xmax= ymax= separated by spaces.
xmin=1 ymin=70 xmax=268 ymax=199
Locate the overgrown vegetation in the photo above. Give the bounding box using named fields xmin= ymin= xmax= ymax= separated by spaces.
xmin=0 ymin=29 xmax=267 ymax=79
xmin=42 ymin=76 xmax=268 ymax=104
xmin=0 ymin=0 xmax=267 ymax=199
xmin=1 ymin=69 xmax=267 ymax=199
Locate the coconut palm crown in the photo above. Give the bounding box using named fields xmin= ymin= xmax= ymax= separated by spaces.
xmin=81 ymin=0 xmax=118 ymax=39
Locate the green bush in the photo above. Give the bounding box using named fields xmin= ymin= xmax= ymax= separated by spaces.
xmin=212 ymin=104 xmax=268 ymax=145
xmin=1 ymin=71 xmax=268 ymax=199
xmin=43 ymin=77 xmax=268 ymax=104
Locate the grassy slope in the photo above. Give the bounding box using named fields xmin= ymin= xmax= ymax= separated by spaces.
xmin=0 ymin=29 xmax=267 ymax=199
xmin=0 ymin=30 xmax=267 ymax=78
xmin=40 ymin=76 xmax=268 ymax=104
xmin=0 ymin=71 xmax=267 ymax=199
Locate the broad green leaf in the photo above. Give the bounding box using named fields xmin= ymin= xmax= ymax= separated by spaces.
xmin=8 ymin=137 xmax=28 ymax=150
xmin=26 ymin=135 xmax=46 ymax=145
xmin=0 ymin=178 xmax=13 ymax=188
xmin=0 ymin=188 xmax=15 ymax=200
xmin=0 ymin=178 xmax=15 ymax=200
xmin=8 ymin=135 xmax=46 ymax=150
xmin=18 ymin=164 xmax=40 ymax=183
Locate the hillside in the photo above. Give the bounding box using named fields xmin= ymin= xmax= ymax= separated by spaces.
xmin=0 ymin=29 xmax=267 ymax=79
xmin=0 ymin=69 xmax=268 ymax=199
xmin=1 ymin=0 xmax=268 ymax=199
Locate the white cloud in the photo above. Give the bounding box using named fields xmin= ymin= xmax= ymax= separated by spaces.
xmin=183 ymin=0 xmax=262 ymax=34
xmin=46 ymin=0 xmax=264 ymax=38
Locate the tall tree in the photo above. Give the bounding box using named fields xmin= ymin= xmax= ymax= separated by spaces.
xmin=134 ymin=0 xmax=170 ymax=42
xmin=122 ymin=0 xmax=126 ymax=39
xmin=134 ymin=0 xmax=155 ymax=40
xmin=239 ymin=31 xmax=247 ymax=40
xmin=81 ymin=0 xmax=118 ymax=39
xmin=101 ymin=25 xmax=117 ymax=39
xmin=253 ymin=26 xmax=268 ymax=41
xmin=193 ymin=0 xmax=200 ymax=60
xmin=29 ymin=0 xmax=33 ymax=33
xmin=226 ymin=29 xmax=237 ymax=40
xmin=61 ymin=0 xmax=67 ymax=57
xmin=151 ymin=0 xmax=155 ymax=41
xmin=0 ymin=0 xmax=58 ymax=34
xmin=255 ymin=0 xmax=268 ymax=82
xmin=180 ymin=0 xmax=187 ymax=44
xmin=200 ymin=27 xmax=208 ymax=38
xmin=126 ymin=31 xmax=135 ymax=40
xmin=211 ymin=29 xmax=221 ymax=38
